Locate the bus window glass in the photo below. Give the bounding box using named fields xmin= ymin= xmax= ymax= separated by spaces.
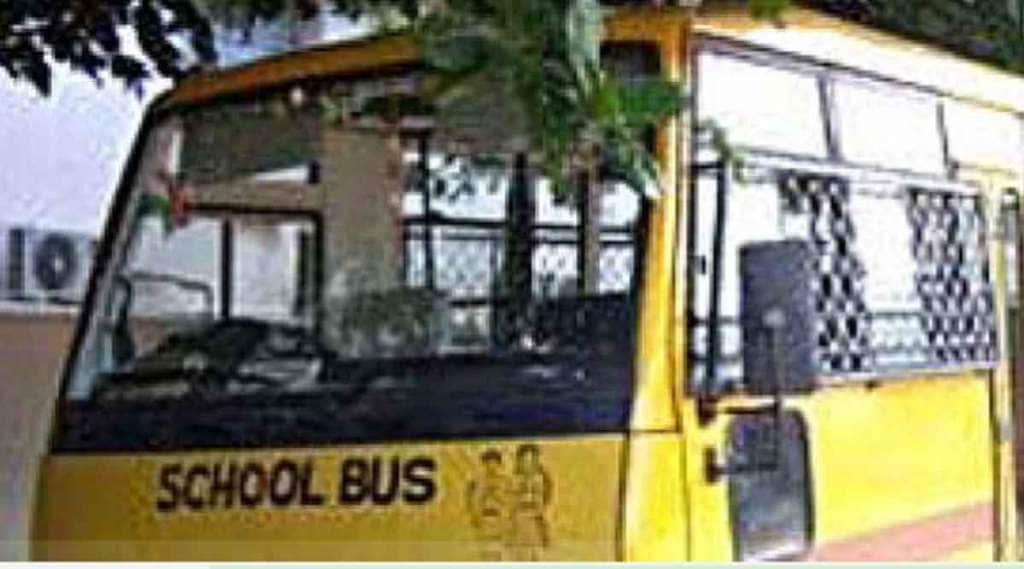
xmin=833 ymin=80 xmax=945 ymax=174
xmin=57 ymin=73 xmax=646 ymax=451
xmin=123 ymin=216 xmax=222 ymax=319
xmin=847 ymin=187 xmax=930 ymax=370
xmin=690 ymin=170 xmax=801 ymax=392
xmin=697 ymin=52 xmax=827 ymax=158
xmin=944 ymin=101 xmax=1023 ymax=172
xmin=232 ymin=218 xmax=316 ymax=324
xmin=400 ymin=156 xmax=641 ymax=354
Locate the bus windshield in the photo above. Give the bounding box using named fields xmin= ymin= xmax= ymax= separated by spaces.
xmin=57 ymin=77 xmax=647 ymax=452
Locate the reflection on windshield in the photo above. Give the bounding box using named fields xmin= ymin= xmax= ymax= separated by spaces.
xmin=125 ymin=217 xmax=222 ymax=319
xmin=66 ymin=77 xmax=645 ymax=413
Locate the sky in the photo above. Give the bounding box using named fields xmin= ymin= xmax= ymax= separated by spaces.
xmin=0 ymin=13 xmax=369 ymax=237
xmin=0 ymin=68 xmax=164 ymax=235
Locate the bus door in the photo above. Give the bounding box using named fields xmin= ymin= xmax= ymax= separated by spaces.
xmin=685 ymin=157 xmax=1003 ymax=561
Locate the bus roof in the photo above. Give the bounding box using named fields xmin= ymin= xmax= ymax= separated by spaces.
xmin=162 ymin=4 xmax=1024 ymax=116
xmin=696 ymin=5 xmax=1024 ymax=115
xmin=163 ymin=6 xmax=693 ymax=111
xmin=165 ymin=32 xmax=419 ymax=110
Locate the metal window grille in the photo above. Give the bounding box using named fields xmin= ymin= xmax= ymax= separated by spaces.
xmin=691 ymin=165 xmax=1000 ymax=392
xmin=402 ymin=187 xmax=641 ymax=353
xmin=907 ymin=188 xmax=999 ymax=366
xmin=779 ymin=173 xmax=873 ymax=375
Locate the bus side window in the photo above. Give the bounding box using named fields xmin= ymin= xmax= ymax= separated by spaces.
xmin=691 ymin=168 xmax=1000 ymax=393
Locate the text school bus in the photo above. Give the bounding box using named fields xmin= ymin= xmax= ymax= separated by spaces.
xmin=31 ymin=3 xmax=1024 ymax=562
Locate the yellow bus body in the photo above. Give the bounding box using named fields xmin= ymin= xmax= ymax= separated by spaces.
xmin=31 ymin=5 xmax=1024 ymax=561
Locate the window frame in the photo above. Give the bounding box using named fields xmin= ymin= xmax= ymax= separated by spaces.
xmin=694 ymin=46 xmax=833 ymax=159
xmin=694 ymin=34 xmax=1024 ymax=180
xmin=53 ymin=41 xmax=665 ymax=453
xmin=688 ymin=154 xmax=1000 ymax=394
xmin=689 ymin=34 xmax=1008 ymax=391
xmin=943 ymin=98 xmax=1024 ymax=175
xmin=829 ymin=73 xmax=948 ymax=176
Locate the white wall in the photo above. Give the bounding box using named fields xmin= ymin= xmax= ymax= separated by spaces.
xmin=0 ymin=64 xmax=160 ymax=561
xmin=0 ymin=307 xmax=77 ymax=561
xmin=0 ymin=70 xmax=162 ymax=235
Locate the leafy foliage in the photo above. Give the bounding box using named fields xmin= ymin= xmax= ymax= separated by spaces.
xmin=811 ymin=0 xmax=1024 ymax=74
xmin=709 ymin=0 xmax=1024 ymax=74
xmin=6 ymin=1 xmax=1024 ymax=94
xmin=0 ymin=0 xmax=766 ymax=200
xmin=747 ymin=0 xmax=790 ymax=20
xmin=9 ymin=0 xmax=1024 ymax=201
xmin=0 ymin=0 xmax=413 ymax=95
xmin=0 ymin=0 xmax=217 ymax=95
xmin=419 ymin=0 xmax=683 ymax=198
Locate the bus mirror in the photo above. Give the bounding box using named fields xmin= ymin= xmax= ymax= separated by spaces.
xmin=739 ymin=240 xmax=817 ymax=394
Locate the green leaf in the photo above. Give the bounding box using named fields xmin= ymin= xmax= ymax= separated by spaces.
xmin=413 ymin=0 xmax=688 ymax=202
xmin=748 ymin=0 xmax=791 ymax=22
xmin=138 ymin=191 xmax=173 ymax=233
xmin=616 ymin=78 xmax=685 ymax=129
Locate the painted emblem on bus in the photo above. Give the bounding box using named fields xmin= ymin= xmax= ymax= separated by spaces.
xmin=466 ymin=444 xmax=552 ymax=561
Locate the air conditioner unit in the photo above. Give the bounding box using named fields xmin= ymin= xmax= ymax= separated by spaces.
xmin=5 ymin=227 xmax=97 ymax=304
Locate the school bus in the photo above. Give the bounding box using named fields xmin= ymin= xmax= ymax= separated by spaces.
xmin=30 ymin=3 xmax=1024 ymax=561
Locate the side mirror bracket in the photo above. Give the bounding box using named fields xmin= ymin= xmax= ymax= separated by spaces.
xmin=702 ymin=239 xmax=817 ymax=483
xmin=704 ymin=308 xmax=788 ymax=483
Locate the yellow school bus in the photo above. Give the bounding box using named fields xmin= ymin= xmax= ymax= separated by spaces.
xmin=31 ymin=3 xmax=1024 ymax=561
